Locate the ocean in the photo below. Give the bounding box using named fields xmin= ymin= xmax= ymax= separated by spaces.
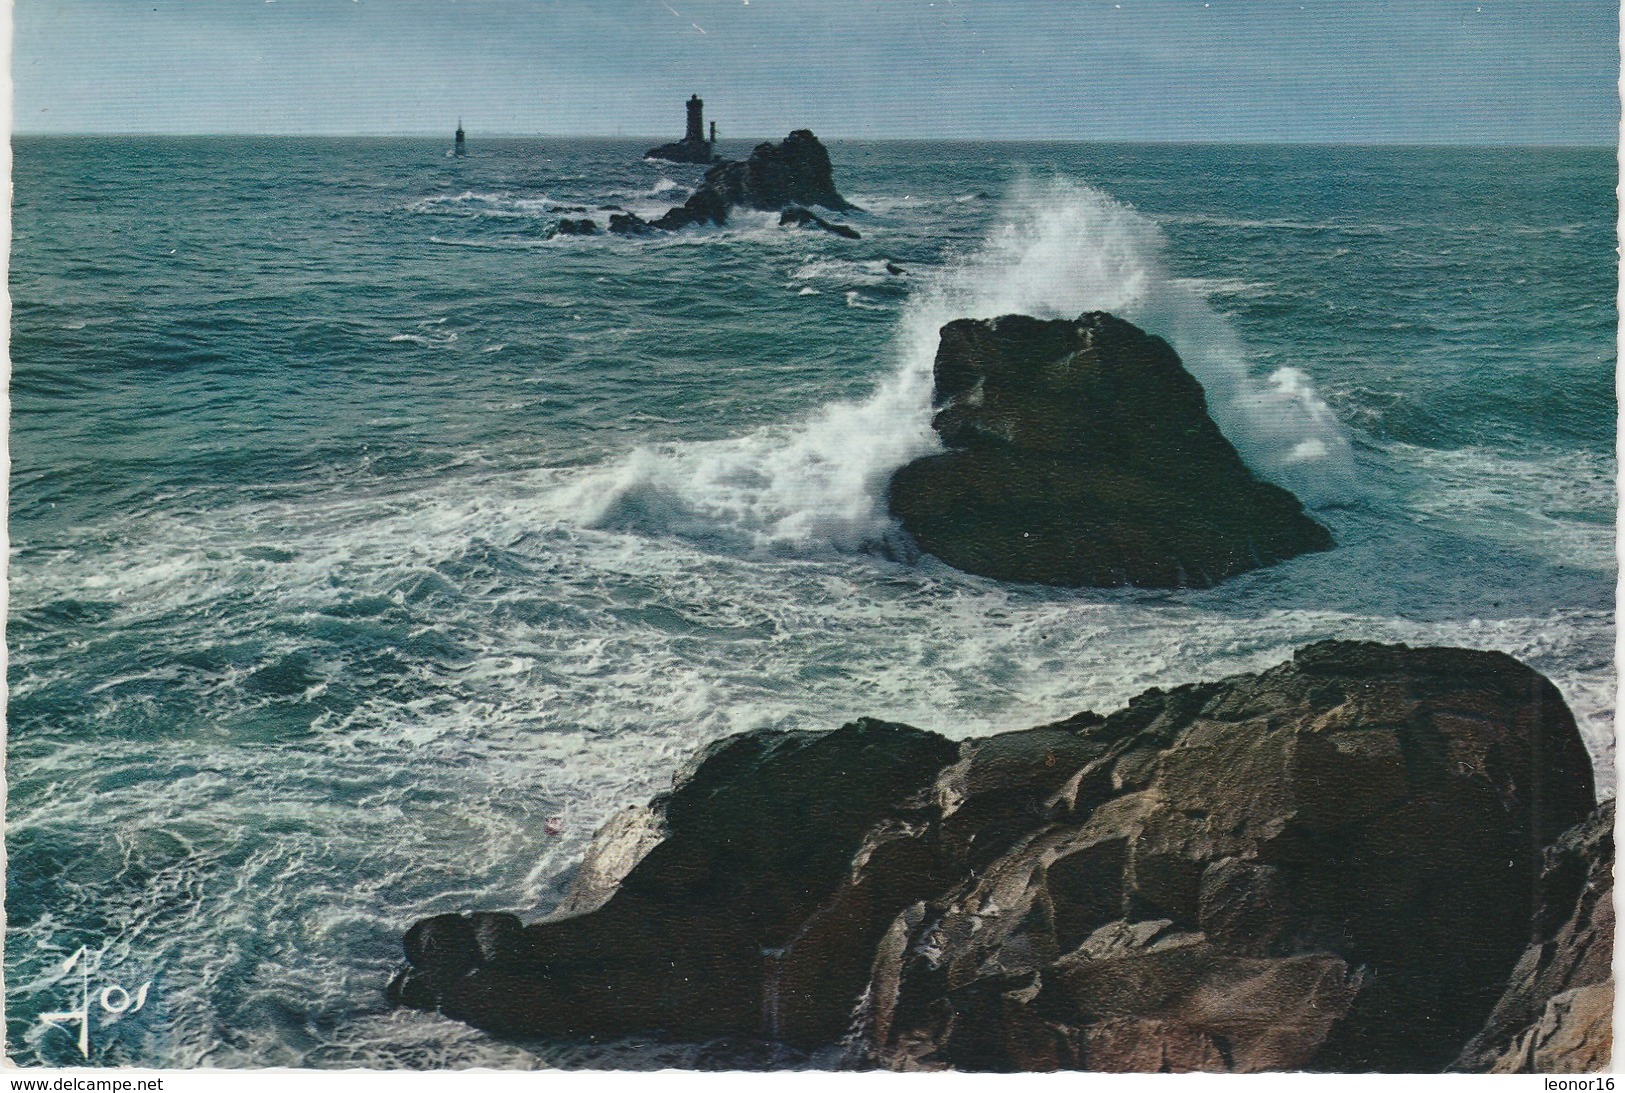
xmin=6 ymin=136 xmax=1616 ymax=1068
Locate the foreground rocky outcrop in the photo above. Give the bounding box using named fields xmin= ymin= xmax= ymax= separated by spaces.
xmin=389 ymin=718 xmax=960 ymax=1041
xmin=887 ymin=312 xmax=1333 ymax=588
xmin=612 ymin=130 xmax=855 ymax=235
xmin=1453 ymin=798 xmax=1614 ymax=1073
xmin=389 ymin=642 xmax=1603 ymax=1072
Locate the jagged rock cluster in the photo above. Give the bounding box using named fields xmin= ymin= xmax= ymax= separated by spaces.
xmin=388 ymin=642 xmax=1610 ymax=1073
xmin=888 ymin=311 xmax=1333 ymax=588
xmin=607 ymin=130 xmax=859 ymax=236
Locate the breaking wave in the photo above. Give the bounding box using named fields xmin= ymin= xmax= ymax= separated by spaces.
xmin=567 ymin=178 xmax=1355 ymax=556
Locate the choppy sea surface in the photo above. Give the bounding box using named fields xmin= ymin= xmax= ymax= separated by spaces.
xmin=7 ymin=137 xmax=1616 ymax=1067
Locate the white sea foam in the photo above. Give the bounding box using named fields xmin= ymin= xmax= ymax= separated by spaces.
xmin=791 ymin=258 xmax=896 ymax=287
xmin=407 ymin=191 xmax=555 ymax=219
xmin=844 ymin=291 xmax=889 ymax=311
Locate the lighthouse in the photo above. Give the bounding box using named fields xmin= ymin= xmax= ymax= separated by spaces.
xmin=644 ymin=95 xmax=719 ymax=164
xmin=454 ymin=120 xmax=467 ymax=157
xmin=685 ymin=95 xmax=705 ymax=144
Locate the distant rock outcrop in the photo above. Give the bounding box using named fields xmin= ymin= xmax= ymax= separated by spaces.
xmin=704 ymin=130 xmax=854 ymax=213
xmin=388 ymin=641 xmax=1599 ymax=1073
xmin=860 ymin=642 xmax=1595 ymax=1073
xmin=887 ymin=311 xmax=1333 ymax=588
xmin=612 ymin=130 xmax=856 ymax=236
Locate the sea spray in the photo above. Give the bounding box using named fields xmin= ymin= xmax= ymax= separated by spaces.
xmin=907 ymin=177 xmax=1358 ymax=503
xmin=571 ymin=176 xmax=1354 ymax=555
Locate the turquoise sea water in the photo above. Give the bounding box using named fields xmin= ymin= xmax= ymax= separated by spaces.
xmin=7 ymin=138 xmax=1616 ymax=1067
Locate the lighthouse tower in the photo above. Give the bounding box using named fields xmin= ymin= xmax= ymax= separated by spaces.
xmin=644 ymin=95 xmax=719 ymax=163
xmin=454 ymin=120 xmax=467 ymax=157
xmin=685 ymin=95 xmax=705 ymax=144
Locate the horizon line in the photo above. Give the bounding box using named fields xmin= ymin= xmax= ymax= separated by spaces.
xmin=10 ymin=131 xmax=1618 ymax=150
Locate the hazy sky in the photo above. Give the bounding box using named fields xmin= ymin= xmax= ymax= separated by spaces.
xmin=12 ymin=0 xmax=1620 ymax=142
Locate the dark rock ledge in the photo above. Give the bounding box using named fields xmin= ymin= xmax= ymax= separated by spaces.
xmin=887 ymin=311 xmax=1333 ymax=588
xmin=388 ymin=641 xmax=1608 ymax=1073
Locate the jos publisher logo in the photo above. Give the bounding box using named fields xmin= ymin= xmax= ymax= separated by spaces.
xmin=36 ymin=946 xmax=152 ymax=1059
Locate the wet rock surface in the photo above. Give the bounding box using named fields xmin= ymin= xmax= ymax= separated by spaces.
xmin=550 ymin=218 xmax=599 ymax=237
xmin=887 ymin=311 xmax=1333 ymax=587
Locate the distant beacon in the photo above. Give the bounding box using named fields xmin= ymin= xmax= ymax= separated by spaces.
xmin=454 ymin=120 xmax=467 ymax=157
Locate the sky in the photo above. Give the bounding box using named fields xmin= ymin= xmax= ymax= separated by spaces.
xmin=11 ymin=0 xmax=1620 ymax=142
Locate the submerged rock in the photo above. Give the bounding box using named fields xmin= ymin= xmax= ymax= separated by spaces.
xmin=779 ymin=206 xmax=861 ymax=239
xmin=887 ymin=311 xmax=1332 ymax=588
xmin=607 ymin=212 xmax=656 ymax=236
xmin=389 ymin=642 xmax=1597 ymax=1072
xmin=551 ymin=218 xmax=599 ymax=237
xmin=648 ymin=186 xmax=730 ymax=231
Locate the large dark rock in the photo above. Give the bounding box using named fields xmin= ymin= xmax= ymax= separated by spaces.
xmin=607 ymin=211 xmax=655 ymax=236
xmin=389 ymin=643 xmax=1597 ymax=1072
xmin=861 ymin=642 xmax=1596 ymax=1072
xmin=703 ymin=130 xmax=854 ymax=213
xmin=887 ymin=312 xmax=1333 ymax=588
xmin=650 ymin=186 xmax=730 ymax=232
xmin=1453 ymin=799 xmax=1614 ymax=1073
xmin=389 ymin=718 xmax=959 ymax=1043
